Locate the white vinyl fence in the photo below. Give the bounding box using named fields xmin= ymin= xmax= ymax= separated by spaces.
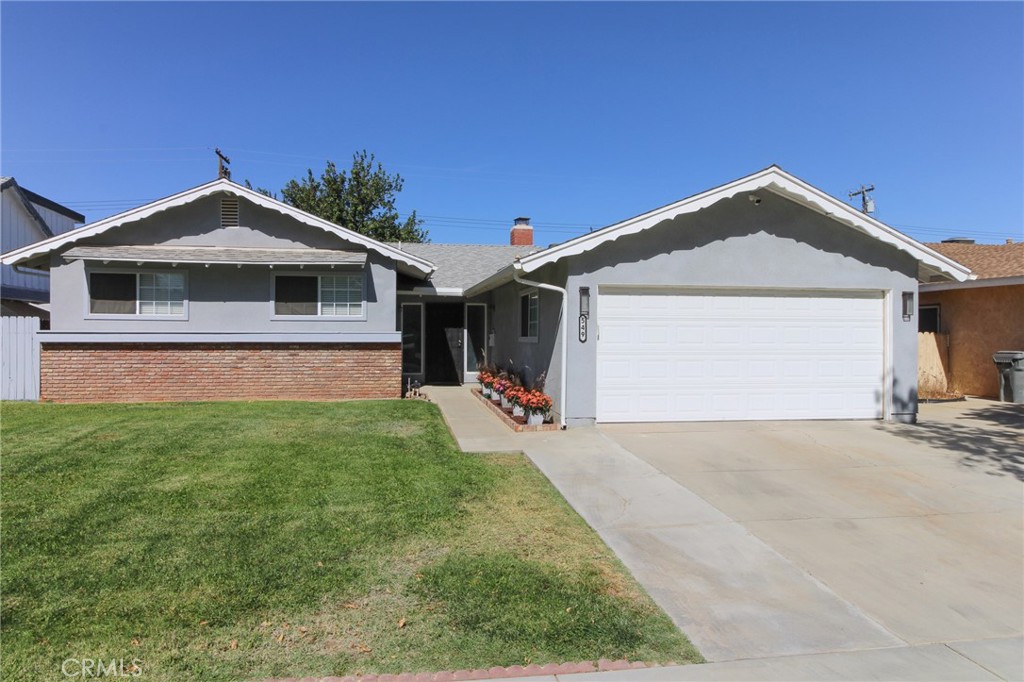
xmin=1 ymin=316 xmax=41 ymax=400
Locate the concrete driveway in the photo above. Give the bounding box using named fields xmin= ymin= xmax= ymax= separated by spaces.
xmin=429 ymin=387 xmax=1023 ymax=677
xmin=599 ymin=399 xmax=1022 ymax=655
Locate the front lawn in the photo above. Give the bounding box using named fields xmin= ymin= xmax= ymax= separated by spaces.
xmin=1 ymin=400 xmax=700 ymax=680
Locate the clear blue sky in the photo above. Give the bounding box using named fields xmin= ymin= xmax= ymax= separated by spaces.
xmin=2 ymin=2 xmax=1021 ymax=246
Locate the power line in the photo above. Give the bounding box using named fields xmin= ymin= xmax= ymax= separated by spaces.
xmin=3 ymin=146 xmax=209 ymax=153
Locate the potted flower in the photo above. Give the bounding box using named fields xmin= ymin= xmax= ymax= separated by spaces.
xmin=479 ymin=370 xmax=494 ymax=397
xmin=523 ymin=390 xmax=553 ymax=426
xmin=498 ymin=380 xmax=514 ymax=410
xmin=491 ymin=378 xmax=508 ymax=404
xmin=506 ymin=385 xmax=526 ymax=418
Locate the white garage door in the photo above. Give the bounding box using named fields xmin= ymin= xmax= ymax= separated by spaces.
xmin=596 ymin=288 xmax=885 ymax=422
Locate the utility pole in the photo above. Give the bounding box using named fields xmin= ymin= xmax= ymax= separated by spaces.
xmin=215 ymin=148 xmax=232 ymax=180
xmin=849 ymin=184 xmax=875 ymax=214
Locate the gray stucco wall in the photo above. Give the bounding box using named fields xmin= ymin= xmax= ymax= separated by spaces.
xmin=48 ymin=194 xmax=398 ymax=333
xmin=487 ymin=274 xmax=564 ymax=387
xmin=491 ymin=192 xmax=921 ymax=425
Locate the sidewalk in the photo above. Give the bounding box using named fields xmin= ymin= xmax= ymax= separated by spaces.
xmin=500 ymin=638 xmax=1021 ymax=681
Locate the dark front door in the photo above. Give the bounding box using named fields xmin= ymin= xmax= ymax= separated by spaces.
xmin=425 ymin=303 xmax=464 ymax=384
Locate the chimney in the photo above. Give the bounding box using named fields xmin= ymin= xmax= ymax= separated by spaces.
xmin=510 ymin=217 xmax=533 ymax=246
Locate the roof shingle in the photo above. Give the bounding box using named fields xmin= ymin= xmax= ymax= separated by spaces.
xmin=62 ymin=245 xmax=366 ymax=266
xmin=925 ymin=242 xmax=1024 ymax=279
xmin=388 ymin=243 xmax=539 ymax=291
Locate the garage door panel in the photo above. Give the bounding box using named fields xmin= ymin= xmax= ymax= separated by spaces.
xmin=596 ymin=290 xmax=884 ymax=422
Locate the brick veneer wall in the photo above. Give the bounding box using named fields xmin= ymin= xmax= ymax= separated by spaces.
xmin=40 ymin=343 xmax=401 ymax=403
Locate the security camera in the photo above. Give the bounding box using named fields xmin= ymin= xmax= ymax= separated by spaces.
xmin=748 ymin=194 xmax=762 ymax=205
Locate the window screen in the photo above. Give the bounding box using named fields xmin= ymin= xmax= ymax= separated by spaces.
xmin=401 ymin=304 xmax=423 ymax=374
xmin=90 ymin=273 xmax=136 ymax=314
xmin=274 ymin=276 xmax=318 ymax=315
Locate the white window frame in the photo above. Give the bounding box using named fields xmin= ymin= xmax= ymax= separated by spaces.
xmin=400 ymin=302 xmax=425 ymax=376
xmin=84 ymin=268 xmax=189 ymax=320
xmin=519 ymin=289 xmax=539 ymax=342
xmin=270 ymin=271 xmax=367 ymax=321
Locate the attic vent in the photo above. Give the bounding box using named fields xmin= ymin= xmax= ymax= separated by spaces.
xmin=221 ymin=197 xmax=239 ymax=228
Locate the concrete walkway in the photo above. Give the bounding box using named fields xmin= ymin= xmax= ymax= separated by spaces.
xmin=424 ymin=385 xmax=548 ymax=452
xmin=425 ymin=386 xmax=1023 ymax=680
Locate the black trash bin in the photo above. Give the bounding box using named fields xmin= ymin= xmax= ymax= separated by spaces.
xmin=992 ymin=351 xmax=1024 ymax=404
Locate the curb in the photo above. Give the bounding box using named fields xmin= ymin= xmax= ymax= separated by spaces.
xmin=268 ymin=658 xmax=665 ymax=682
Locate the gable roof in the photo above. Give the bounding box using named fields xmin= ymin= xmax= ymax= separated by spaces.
xmin=924 ymin=242 xmax=1023 ymax=280
xmin=1 ymin=177 xmax=85 ymax=223
xmin=2 ymin=177 xmax=57 ymax=239
xmin=0 ymin=178 xmax=436 ymax=278
xmin=388 ymin=243 xmax=539 ymax=292
xmin=511 ymin=166 xmax=971 ymax=284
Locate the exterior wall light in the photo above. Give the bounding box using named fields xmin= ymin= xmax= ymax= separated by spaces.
xmin=902 ymin=291 xmax=915 ymax=320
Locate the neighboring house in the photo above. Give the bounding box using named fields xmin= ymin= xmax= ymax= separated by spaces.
xmin=0 ymin=166 xmax=970 ymax=424
xmin=917 ymin=239 xmax=1024 ymax=398
xmin=1 ymin=177 xmax=85 ymax=321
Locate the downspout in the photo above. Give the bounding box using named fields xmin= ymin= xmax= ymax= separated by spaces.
xmin=512 ymin=263 xmax=568 ymax=429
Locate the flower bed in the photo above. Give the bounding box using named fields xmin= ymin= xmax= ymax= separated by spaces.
xmin=471 ymin=389 xmax=559 ymax=432
xmin=476 ymin=368 xmax=557 ymax=432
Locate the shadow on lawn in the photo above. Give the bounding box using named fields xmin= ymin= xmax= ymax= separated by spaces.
xmin=884 ymin=403 xmax=1024 ymax=481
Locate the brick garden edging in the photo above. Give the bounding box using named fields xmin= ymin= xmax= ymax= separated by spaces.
xmin=269 ymin=658 xmax=669 ymax=681
xmin=471 ymin=388 xmax=559 ymax=432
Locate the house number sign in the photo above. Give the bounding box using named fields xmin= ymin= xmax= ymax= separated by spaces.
xmin=578 ymin=315 xmax=588 ymax=343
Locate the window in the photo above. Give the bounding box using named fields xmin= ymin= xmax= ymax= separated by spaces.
xmin=89 ymin=271 xmax=185 ymax=316
xmin=273 ymin=274 xmax=364 ymax=317
xmin=919 ymin=304 xmax=940 ymax=333
xmin=519 ymin=290 xmax=538 ymax=340
xmin=401 ymin=303 xmax=423 ymax=374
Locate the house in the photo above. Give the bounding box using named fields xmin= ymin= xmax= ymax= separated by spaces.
xmin=1 ymin=177 xmax=85 ymax=321
xmin=0 ymin=166 xmax=970 ymax=423
xmin=917 ymin=239 xmax=1024 ymax=398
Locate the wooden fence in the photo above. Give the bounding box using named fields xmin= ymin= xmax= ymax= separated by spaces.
xmin=1 ymin=316 xmax=40 ymax=400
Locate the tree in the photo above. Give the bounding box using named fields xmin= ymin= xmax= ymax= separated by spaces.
xmin=246 ymin=150 xmax=427 ymax=242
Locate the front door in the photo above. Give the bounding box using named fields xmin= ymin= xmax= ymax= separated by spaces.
xmin=425 ymin=303 xmax=464 ymax=384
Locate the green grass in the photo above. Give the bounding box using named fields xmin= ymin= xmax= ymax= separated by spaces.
xmin=1 ymin=400 xmax=700 ymax=680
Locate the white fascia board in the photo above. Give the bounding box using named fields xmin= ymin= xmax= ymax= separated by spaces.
xmin=39 ymin=331 xmax=401 ymax=344
xmin=0 ymin=179 xmax=437 ymax=278
xmin=920 ymin=275 xmax=1024 ymax=293
xmin=400 ymin=287 xmax=464 ymax=297
xmin=515 ymin=167 xmax=972 ymax=283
